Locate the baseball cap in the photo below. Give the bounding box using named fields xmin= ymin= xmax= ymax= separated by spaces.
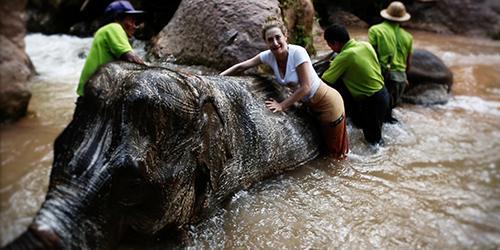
xmin=105 ymin=1 xmax=144 ymax=15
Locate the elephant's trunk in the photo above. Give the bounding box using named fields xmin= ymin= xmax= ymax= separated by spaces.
xmin=5 ymin=184 xmax=101 ymax=249
xmin=4 ymin=224 xmax=61 ymax=250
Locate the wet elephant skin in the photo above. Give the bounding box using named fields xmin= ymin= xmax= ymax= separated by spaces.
xmin=5 ymin=62 xmax=320 ymax=249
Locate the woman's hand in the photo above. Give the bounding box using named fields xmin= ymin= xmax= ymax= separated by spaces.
xmin=271 ymin=62 xmax=311 ymax=112
xmin=265 ymin=99 xmax=284 ymax=113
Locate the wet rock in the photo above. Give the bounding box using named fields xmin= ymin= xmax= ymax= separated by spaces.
xmin=402 ymin=84 xmax=450 ymax=105
xmin=405 ymin=0 xmax=500 ymax=39
xmin=0 ymin=0 xmax=35 ymax=122
xmin=150 ymin=0 xmax=282 ymax=70
xmin=313 ymin=0 xmax=500 ymax=40
xmin=313 ymin=0 xmax=385 ymax=28
xmin=320 ymin=10 xmax=369 ymax=28
xmin=26 ymin=0 xmax=85 ymax=35
xmin=404 ymin=48 xmax=453 ymax=105
xmin=25 ymin=0 xmax=182 ymax=38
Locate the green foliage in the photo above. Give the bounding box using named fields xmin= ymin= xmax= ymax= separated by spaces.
xmin=279 ymin=0 xmax=296 ymax=9
xmin=290 ymin=25 xmax=316 ymax=55
xmin=279 ymin=0 xmax=316 ymax=55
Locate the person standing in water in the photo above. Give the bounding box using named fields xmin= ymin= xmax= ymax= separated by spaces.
xmin=322 ymin=24 xmax=389 ymax=145
xmin=77 ymin=0 xmax=145 ymax=97
xmin=220 ymin=17 xmax=349 ymax=159
xmin=368 ymin=1 xmax=414 ymax=123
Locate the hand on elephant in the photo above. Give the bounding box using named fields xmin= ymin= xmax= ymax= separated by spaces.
xmin=121 ymin=51 xmax=145 ymax=65
xmin=265 ymin=99 xmax=284 ymax=113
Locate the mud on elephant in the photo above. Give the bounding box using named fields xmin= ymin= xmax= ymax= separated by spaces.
xmin=5 ymin=62 xmax=321 ymax=249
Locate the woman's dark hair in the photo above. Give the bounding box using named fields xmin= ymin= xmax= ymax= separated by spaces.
xmin=323 ymin=24 xmax=350 ymax=44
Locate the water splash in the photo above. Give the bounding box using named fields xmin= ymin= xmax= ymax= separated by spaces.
xmin=440 ymin=52 xmax=500 ymax=68
xmin=26 ymin=34 xmax=92 ymax=83
xmin=444 ymin=95 xmax=500 ymax=117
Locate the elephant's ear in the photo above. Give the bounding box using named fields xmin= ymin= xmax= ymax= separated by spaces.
xmin=191 ymin=96 xmax=230 ymax=219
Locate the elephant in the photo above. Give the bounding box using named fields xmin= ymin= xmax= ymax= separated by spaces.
xmin=5 ymin=62 xmax=321 ymax=249
xmin=313 ymin=48 xmax=453 ymax=105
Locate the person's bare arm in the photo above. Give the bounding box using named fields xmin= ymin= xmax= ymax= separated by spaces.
xmin=220 ymin=54 xmax=261 ymax=76
xmin=121 ymin=51 xmax=145 ymax=65
xmin=265 ymin=62 xmax=312 ymax=112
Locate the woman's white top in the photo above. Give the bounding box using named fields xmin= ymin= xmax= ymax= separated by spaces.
xmin=259 ymin=44 xmax=320 ymax=100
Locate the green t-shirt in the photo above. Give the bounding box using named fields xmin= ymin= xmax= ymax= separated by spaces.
xmin=368 ymin=21 xmax=413 ymax=72
xmin=77 ymin=22 xmax=132 ymax=96
xmin=321 ymin=39 xmax=384 ymax=99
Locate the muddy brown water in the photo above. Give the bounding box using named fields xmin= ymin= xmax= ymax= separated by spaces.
xmin=1 ymin=30 xmax=499 ymax=248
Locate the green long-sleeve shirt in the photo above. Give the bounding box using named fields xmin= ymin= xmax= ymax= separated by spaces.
xmin=322 ymin=39 xmax=384 ymax=99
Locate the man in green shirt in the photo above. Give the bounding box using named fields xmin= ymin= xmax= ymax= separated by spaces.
xmin=322 ymin=24 xmax=389 ymax=145
xmin=368 ymin=1 xmax=413 ymax=123
xmin=77 ymin=0 xmax=145 ymax=97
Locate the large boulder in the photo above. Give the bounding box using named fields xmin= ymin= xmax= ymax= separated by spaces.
xmin=404 ymin=48 xmax=453 ymax=105
xmin=405 ymin=0 xmax=500 ymax=39
xmin=150 ymin=0 xmax=282 ymax=70
xmin=313 ymin=0 xmax=500 ymax=39
xmin=313 ymin=0 xmax=372 ymax=29
xmin=0 ymin=0 xmax=35 ymax=122
xmin=25 ymin=0 xmax=182 ymax=39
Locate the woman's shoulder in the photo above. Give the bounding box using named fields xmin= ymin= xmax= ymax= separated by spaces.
xmin=259 ymin=49 xmax=273 ymax=59
xmin=259 ymin=49 xmax=275 ymax=65
xmin=289 ymin=44 xmax=307 ymax=53
xmin=289 ymin=44 xmax=309 ymax=59
xmin=260 ymin=48 xmax=272 ymax=55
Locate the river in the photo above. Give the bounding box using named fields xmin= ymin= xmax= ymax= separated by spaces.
xmin=1 ymin=29 xmax=499 ymax=248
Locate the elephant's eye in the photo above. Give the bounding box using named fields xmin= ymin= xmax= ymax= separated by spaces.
xmin=113 ymin=177 xmax=149 ymax=207
xmin=110 ymin=164 xmax=152 ymax=208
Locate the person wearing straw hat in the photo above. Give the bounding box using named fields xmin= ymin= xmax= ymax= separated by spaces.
xmin=77 ymin=0 xmax=145 ymax=97
xmin=368 ymin=1 xmax=413 ymax=124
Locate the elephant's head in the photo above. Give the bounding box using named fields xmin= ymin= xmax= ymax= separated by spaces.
xmin=6 ymin=62 xmax=319 ymax=249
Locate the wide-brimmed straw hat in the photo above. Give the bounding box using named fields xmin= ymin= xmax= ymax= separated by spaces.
xmin=380 ymin=1 xmax=411 ymax=22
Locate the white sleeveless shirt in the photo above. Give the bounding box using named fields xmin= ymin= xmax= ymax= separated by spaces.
xmin=259 ymin=44 xmax=320 ymax=100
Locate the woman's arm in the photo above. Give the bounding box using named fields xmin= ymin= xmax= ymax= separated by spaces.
xmin=265 ymin=62 xmax=312 ymax=112
xmin=220 ymin=54 xmax=262 ymax=76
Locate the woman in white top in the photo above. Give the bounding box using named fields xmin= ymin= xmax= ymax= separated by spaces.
xmin=220 ymin=17 xmax=349 ymax=159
